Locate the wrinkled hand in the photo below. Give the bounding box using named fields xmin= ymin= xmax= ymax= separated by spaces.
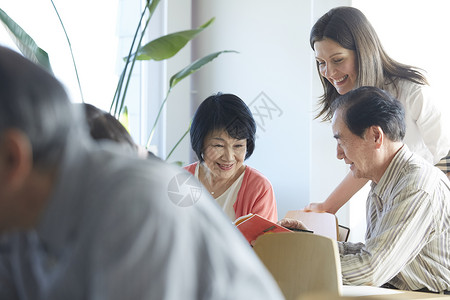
xmin=277 ymin=218 xmax=310 ymax=231
xmin=303 ymin=202 xmax=326 ymax=212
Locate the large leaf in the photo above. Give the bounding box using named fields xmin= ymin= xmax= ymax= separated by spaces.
xmin=169 ymin=50 xmax=238 ymax=89
xmin=0 ymin=8 xmax=53 ymax=73
xmin=134 ymin=18 xmax=215 ymax=61
xmin=146 ymin=50 xmax=238 ymax=147
xmin=119 ymin=106 xmax=130 ymax=132
xmin=147 ymin=0 xmax=160 ymax=16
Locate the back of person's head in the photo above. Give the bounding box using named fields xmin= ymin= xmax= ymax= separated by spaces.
xmin=331 ymin=86 xmax=405 ymax=142
xmin=79 ymin=103 xmax=138 ymax=153
xmin=0 ymin=46 xmax=79 ymax=169
xmin=190 ymin=93 xmax=256 ymax=162
xmin=310 ymin=6 xmax=426 ymax=121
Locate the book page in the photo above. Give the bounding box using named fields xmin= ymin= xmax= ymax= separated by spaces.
xmin=284 ymin=211 xmax=338 ymax=240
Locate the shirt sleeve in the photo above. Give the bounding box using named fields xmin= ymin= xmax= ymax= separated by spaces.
xmin=406 ymin=84 xmax=450 ymax=164
xmin=0 ymin=247 xmax=17 ymax=299
xmin=435 ymin=150 xmax=450 ymax=173
xmin=87 ymin=175 xmax=190 ymax=300
xmin=338 ymin=241 xmax=365 ymax=256
xmin=250 ymin=185 xmax=277 ymax=222
xmin=340 ymin=188 xmax=434 ymax=286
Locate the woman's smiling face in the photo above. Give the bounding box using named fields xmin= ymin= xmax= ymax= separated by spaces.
xmin=202 ymin=129 xmax=247 ymax=180
xmin=314 ymin=38 xmax=358 ymax=95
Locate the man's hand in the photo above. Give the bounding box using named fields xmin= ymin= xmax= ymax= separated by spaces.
xmin=277 ymin=218 xmax=310 ymax=231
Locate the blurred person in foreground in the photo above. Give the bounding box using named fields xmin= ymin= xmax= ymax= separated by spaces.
xmin=0 ymin=46 xmax=283 ymax=300
xmin=80 ymin=102 xmax=153 ymax=158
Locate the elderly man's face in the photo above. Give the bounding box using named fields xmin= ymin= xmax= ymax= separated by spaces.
xmin=0 ymin=131 xmax=22 ymax=231
xmin=0 ymin=130 xmax=42 ymax=232
xmin=331 ymin=110 xmax=375 ymax=181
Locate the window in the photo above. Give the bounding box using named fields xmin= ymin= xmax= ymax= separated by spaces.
xmin=0 ymin=0 xmax=167 ymax=152
xmin=0 ymin=1 xmax=120 ymax=110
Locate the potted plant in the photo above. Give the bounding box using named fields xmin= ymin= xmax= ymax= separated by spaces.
xmin=0 ymin=0 xmax=236 ymax=160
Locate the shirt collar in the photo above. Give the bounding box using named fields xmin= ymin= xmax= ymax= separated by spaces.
xmin=371 ymin=144 xmax=412 ymax=205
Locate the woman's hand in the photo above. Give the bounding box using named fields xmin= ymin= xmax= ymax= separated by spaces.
xmin=303 ymin=202 xmax=327 ymax=212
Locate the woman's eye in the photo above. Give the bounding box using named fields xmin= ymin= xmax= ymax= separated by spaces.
xmin=333 ymin=58 xmax=343 ymax=63
xmin=213 ymin=144 xmax=223 ymax=148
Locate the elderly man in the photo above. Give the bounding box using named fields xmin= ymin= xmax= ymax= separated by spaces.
xmin=0 ymin=46 xmax=283 ymax=299
xmin=331 ymin=86 xmax=450 ymax=294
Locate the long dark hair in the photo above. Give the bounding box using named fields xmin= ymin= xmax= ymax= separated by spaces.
xmin=310 ymin=6 xmax=428 ymax=121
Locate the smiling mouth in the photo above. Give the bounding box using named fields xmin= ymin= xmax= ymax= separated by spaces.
xmin=218 ymin=163 xmax=234 ymax=171
xmin=333 ymin=75 xmax=348 ymax=85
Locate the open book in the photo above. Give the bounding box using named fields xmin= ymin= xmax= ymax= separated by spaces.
xmin=234 ymin=214 xmax=311 ymax=245
xmin=234 ymin=212 xmax=349 ymax=245
xmin=284 ymin=210 xmax=350 ymax=242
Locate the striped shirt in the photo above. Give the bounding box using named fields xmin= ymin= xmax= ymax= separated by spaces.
xmin=339 ymin=145 xmax=450 ymax=292
xmin=436 ymin=150 xmax=450 ymax=173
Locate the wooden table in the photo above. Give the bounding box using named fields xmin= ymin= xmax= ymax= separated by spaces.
xmin=297 ymin=286 xmax=450 ymax=299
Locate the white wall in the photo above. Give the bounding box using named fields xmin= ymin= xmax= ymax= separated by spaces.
xmin=173 ymin=0 xmax=351 ymax=222
xmin=187 ymin=0 xmax=311 ymax=219
xmin=309 ymin=0 xmax=352 ymax=234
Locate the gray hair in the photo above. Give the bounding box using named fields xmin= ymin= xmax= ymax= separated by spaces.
xmin=0 ymin=46 xmax=82 ymax=169
xmin=331 ymin=86 xmax=406 ymax=142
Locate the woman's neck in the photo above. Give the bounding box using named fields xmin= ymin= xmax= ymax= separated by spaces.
xmin=198 ymin=163 xmax=246 ymax=197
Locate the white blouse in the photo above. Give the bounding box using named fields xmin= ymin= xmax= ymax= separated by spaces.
xmin=385 ymin=79 xmax=450 ymax=164
xmin=194 ymin=163 xmax=245 ymax=221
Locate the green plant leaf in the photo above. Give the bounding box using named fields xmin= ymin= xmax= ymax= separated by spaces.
xmin=119 ymin=106 xmax=130 ymax=132
xmin=165 ymin=124 xmax=190 ymax=161
xmin=134 ymin=17 xmax=215 ymax=61
xmin=146 ymin=49 xmax=238 ymax=148
xmin=50 ymin=0 xmax=83 ymax=101
xmin=112 ymin=1 xmax=159 ymax=117
xmin=147 ymin=0 xmax=160 ymax=15
xmin=169 ymin=50 xmax=238 ymax=88
xmin=0 ymin=8 xmax=53 ymax=73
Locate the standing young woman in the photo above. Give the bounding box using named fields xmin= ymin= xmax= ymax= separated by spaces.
xmin=306 ymin=6 xmax=450 ymax=213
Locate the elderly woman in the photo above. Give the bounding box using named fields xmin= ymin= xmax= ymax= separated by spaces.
xmin=185 ymin=93 xmax=277 ymax=222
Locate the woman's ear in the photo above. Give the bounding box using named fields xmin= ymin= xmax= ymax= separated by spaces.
xmin=0 ymin=129 xmax=33 ymax=190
